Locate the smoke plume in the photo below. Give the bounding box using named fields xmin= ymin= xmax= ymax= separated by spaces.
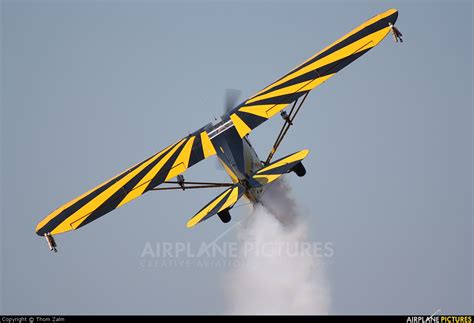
xmin=224 ymin=179 xmax=330 ymax=314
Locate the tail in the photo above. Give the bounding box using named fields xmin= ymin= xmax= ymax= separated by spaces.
xmin=186 ymin=150 xmax=309 ymax=228
xmin=252 ymin=150 xmax=309 ymax=185
xmin=186 ymin=184 xmax=245 ymax=228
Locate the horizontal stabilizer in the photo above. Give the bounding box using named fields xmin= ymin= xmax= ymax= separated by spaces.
xmin=252 ymin=149 xmax=309 ymax=185
xmin=186 ymin=183 xmax=245 ymax=228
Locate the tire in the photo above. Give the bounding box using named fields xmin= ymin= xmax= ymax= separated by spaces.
xmin=292 ymin=162 xmax=306 ymax=177
xmin=218 ymin=209 xmax=231 ymax=223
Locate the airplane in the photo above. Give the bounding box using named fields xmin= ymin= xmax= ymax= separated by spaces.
xmin=36 ymin=9 xmax=402 ymax=252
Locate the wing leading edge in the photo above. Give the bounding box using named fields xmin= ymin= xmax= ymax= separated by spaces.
xmin=35 ymin=129 xmax=216 ymax=236
xmin=229 ymin=9 xmax=399 ymax=138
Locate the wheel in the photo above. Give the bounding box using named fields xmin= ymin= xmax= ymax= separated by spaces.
xmin=292 ymin=162 xmax=306 ymax=177
xmin=217 ymin=209 xmax=231 ymax=223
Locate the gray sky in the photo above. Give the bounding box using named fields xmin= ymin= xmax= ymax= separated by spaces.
xmin=1 ymin=0 xmax=472 ymax=315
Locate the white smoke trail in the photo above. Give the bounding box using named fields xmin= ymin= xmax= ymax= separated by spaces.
xmin=224 ymin=179 xmax=330 ymax=314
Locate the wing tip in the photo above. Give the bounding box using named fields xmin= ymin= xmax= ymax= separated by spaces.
xmin=35 ymin=222 xmax=45 ymax=236
xmin=298 ymin=149 xmax=310 ymax=160
xmin=385 ymin=8 xmax=399 ymax=24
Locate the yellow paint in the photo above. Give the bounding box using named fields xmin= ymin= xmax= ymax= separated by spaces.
xmin=251 ymin=9 xmax=396 ymax=98
xmin=36 ymin=142 xmax=177 ymax=234
xmin=238 ymin=75 xmax=333 ymax=123
xmin=239 ymin=28 xmax=390 ymax=128
xmin=36 ymin=182 xmax=108 ymax=234
xmin=116 ymin=139 xmax=187 ymax=208
xmin=298 ymin=74 xmax=333 ymax=92
xmin=258 ymin=149 xmax=309 ymax=173
xmin=247 ymin=82 xmax=312 ymax=104
xmin=69 ymin=213 xmax=91 ymax=229
xmin=248 ymin=75 xmax=334 ymax=106
xmin=238 ymin=105 xmax=272 ymax=118
xmin=250 ymin=35 xmax=382 ymax=104
xmin=64 ymin=140 xmax=188 ymax=232
xmin=166 ymin=137 xmax=195 ymax=180
xmin=219 ymin=187 xmax=239 ymax=211
xmin=220 ymin=160 xmax=239 ymax=183
xmin=49 ymin=141 xmax=185 ymax=234
xmin=238 ymin=104 xmax=287 ymax=119
xmin=186 ymin=188 xmax=231 ymax=228
xmin=166 ymin=163 xmax=187 ymax=181
xmin=36 ymin=9 xmax=397 ymax=235
xmin=230 ymin=113 xmax=252 ymax=138
xmin=35 ymin=152 xmax=155 ymax=233
xmin=253 ymin=174 xmax=281 ymax=185
xmin=252 ymin=150 xmax=310 ymax=184
xmin=200 ymin=131 xmax=216 ymax=158
xmin=265 ymin=104 xmax=290 ymax=119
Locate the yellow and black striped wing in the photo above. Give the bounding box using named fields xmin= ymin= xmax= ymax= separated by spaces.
xmin=36 ymin=130 xmax=217 ymax=236
xmin=186 ymin=184 xmax=245 ymax=228
xmin=229 ymin=9 xmax=399 ymax=137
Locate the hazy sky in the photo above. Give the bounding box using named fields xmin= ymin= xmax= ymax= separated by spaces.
xmin=1 ymin=0 xmax=472 ymax=315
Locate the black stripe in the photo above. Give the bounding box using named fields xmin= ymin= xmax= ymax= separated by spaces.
xmin=235 ymin=111 xmax=267 ymax=130
xmin=259 ymin=161 xmax=300 ymax=175
xmin=243 ymin=90 xmax=308 ymax=107
xmin=75 ymin=141 xmax=185 ymax=229
xmin=144 ymin=138 xmax=190 ymax=192
xmin=259 ymin=151 xmax=304 ymax=171
xmin=188 ymin=134 xmax=204 ymax=167
xmin=35 ymin=150 xmax=164 ymax=236
xmin=76 ymin=188 xmax=128 ymax=228
xmin=258 ymin=11 xmax=398 ymax=97
xmin=210 ymin=126 xmax=247 ymax=180
xmin=252 ymin=48 xmax=370 ymax=99
xmin=200 ymin=188 xmax=233 ymax=223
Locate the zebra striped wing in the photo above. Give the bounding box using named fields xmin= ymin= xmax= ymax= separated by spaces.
xmin=36 ymin=130 xmax=217 ymax=236
xmin=229 ymin=9 xmax=399 ymax=137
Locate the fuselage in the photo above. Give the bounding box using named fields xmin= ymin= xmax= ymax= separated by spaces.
xmin=207 ymin=118 xmax=264 ymax=202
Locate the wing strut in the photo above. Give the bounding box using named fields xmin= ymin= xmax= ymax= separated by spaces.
xmin=265 ymin=92 xmax=310 ymax=164
xmin=151 ymin=175 xmax=233 ymax=191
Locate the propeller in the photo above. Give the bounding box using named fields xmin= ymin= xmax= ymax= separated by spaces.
xmin=216 ymin=89 xmax=242 ymax=170
xmin=223 ymin=88 xmax=242 ymax=115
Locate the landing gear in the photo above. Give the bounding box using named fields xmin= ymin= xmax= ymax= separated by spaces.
xmin=292 ymin=162 xmax=306 ymax=177
xmin=217 ymin=209 xmax=231 ymax=223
